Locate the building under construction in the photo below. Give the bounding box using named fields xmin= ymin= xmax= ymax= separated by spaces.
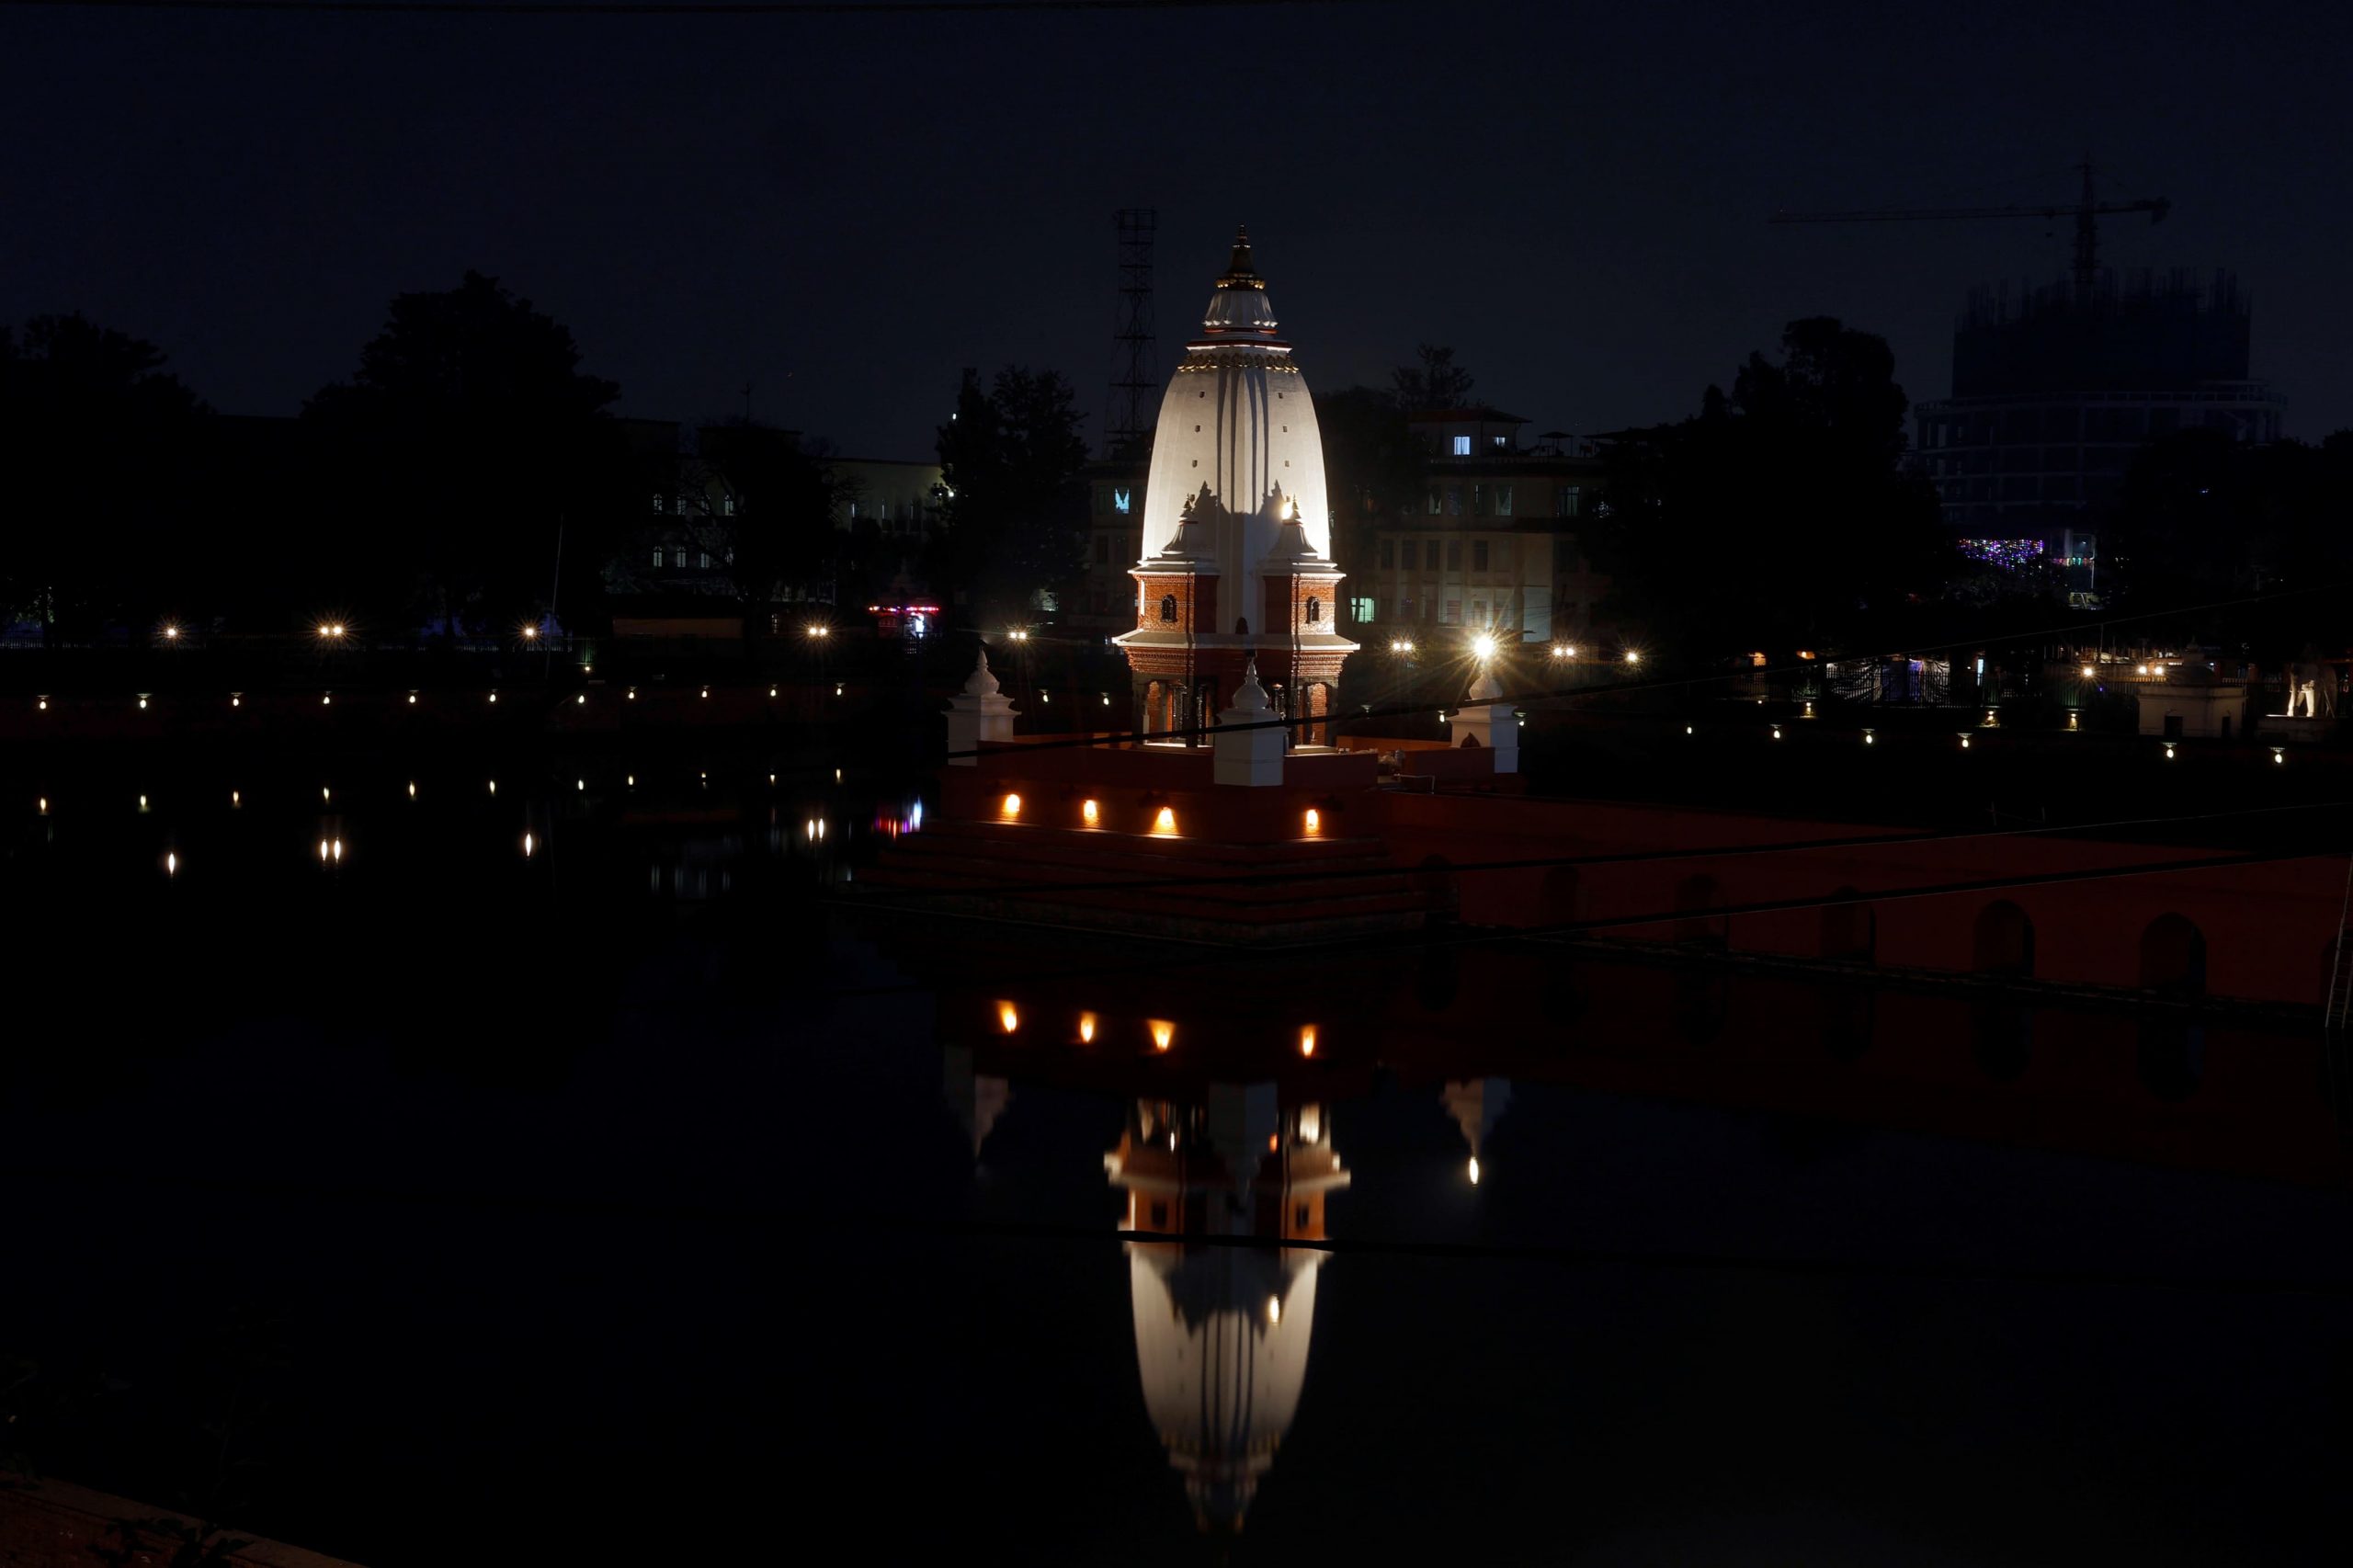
xmin=1914 ymin=267 xmax=2283 ymax=577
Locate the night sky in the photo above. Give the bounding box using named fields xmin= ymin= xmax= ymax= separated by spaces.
xmin=5 ymin=0 xmax=2349 ymax=456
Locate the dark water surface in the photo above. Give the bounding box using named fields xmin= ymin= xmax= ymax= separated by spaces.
xmin=5 ymin=754 xmax=2348 ymax=1563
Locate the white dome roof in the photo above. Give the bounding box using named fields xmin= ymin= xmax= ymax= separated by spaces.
xmin=1135 ymin=228 xmax=1335 ymax=591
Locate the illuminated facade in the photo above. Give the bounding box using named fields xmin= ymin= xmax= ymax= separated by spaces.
xmin=1115 ymin=229 xmax=1358 ymax=746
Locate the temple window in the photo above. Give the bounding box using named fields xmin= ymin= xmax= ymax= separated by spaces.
xmin=1305 ymin=597 xmax=1321 ymax=625
xmin=1159 ymin=594 xmax=1178 ymax=623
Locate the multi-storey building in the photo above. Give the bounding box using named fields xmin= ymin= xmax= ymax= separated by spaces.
xmin=1072 ymin=458 xmax=1149 ymax=633
xmin=1358 ymin=410 xmax=1608 ymax=650
xmin=1915 ymin=269 xmax=2283 ymax=605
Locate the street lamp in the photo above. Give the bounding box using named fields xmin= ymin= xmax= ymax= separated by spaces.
xmin=1623 ymin=649 xmax=1643 ymax=665
xmin=520 ymin=624 xmax=538 ymax=642
xmin=317 ymin=621 xmax=347 ymax=642
xmin=805 ymin=622 xmax=830 ymax=640
xmin=1472 ymin=633 xmax=1498 ymax=662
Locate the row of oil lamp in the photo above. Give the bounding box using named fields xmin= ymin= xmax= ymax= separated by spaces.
xmin=995 ymin=1001 xmax=1322 ymax=1059
xmin=995 ymin=790 xmax=1327 ymax=838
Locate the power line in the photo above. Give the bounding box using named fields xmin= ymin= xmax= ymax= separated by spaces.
xmin=4 ymin=1159 xmax=2344 ymax=1296
xmin=2 ymin=0 xmax=1396 ymax=15
xmin=850 ymin=799 xmax=2347 ymax=904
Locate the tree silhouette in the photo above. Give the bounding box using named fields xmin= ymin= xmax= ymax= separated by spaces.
xmin=0 ymin=314 xmax=207 ymax=643
xmin=1314 ymin=385 xmax=1427 ymax=589
xmin=1392 ymin=344 xmax=1475 ymax=413
xmin=694 ymin=419 xmax=847 ymax=639
xmin=303 ymin=271 xmax=626 ymax=638
xmin=1590 ymin=317 xmax=1947 ymax=654
xmin=931 ymin=366 xmax=1089 ymax=626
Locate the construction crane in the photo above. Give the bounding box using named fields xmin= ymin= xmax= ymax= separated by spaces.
xmin=1769 ymin=163 xmax=2168 ymax=299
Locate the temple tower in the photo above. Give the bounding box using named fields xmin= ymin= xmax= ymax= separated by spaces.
xmin=1116 ymin=228 xmax=1357 ymax=747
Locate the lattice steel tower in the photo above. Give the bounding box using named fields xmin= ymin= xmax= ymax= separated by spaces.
xmin=1106 ymin=209 xmax=1158 ymax=459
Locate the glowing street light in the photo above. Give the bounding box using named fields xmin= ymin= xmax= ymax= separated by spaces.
xmin=520 ymin=624 xmax=538 ymax=642
xmin=804 ymin=622 xmax=831 ymax=640
xmin=161 ymin=624 xmax=180 ymax=642
xmin=1623 ymin=649 xmax=1643 ymax=665
xmin=317 ymin=622 xmax=346 ymax=641
xmin=1472 ymin=633 xmax=1498 ymax=661
xmin=1551 ymin=643 xmax=1574 ymax=659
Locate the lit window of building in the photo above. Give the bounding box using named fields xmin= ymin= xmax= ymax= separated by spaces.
xmin=1114 ymin=485 xmax=1132 ymax=514
xmin=1452 ymin=435 xmax=1472 ymax=455
xmin=1495 ymin=483 xmax=1514 ymax=517
xmin=653 ymin=547 xmax=665 ymax=568
xmin=1350 ymin=596 xmax=1375 ymax=621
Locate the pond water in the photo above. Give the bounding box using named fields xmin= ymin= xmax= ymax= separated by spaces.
xmin=4 ymin=753 xmax=2348 ymax=1563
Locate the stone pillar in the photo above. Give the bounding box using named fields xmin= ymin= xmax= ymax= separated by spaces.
xmin=1214 ymin=657 xmax=1286 ymax=787
xmin=1448 ymin=669 xmax=1518 ymax=773
xmin=943 ymin=648 xmax=1019 ymax=765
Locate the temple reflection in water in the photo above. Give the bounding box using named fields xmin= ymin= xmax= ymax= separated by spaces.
xmin=1106 ymin=1086 xmax=1349 ymax=1532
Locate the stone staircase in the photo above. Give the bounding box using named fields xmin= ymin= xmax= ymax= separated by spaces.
xmin=856 ymin=820 xmax=1428 ymax=944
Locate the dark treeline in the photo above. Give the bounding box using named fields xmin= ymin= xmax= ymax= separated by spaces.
xmin=0 ymin=274 xmax=892 ymax=648
xmin=10 ymin=278 xmax=2347 ymax=670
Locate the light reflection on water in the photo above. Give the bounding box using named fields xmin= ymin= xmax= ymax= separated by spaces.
xmin=12 ymin=761 xmax=927 ymax=906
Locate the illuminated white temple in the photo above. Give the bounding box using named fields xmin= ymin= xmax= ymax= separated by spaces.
xmin=1116 ymin=228 xmax=1358 ymax=746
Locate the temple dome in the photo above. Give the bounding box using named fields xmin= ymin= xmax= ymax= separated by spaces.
xmin=1131 ymin=227 xmax=1336 ymax=580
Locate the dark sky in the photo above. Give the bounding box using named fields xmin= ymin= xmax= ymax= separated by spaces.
xmin=5 ymin=0 xmax=2349 ymax=455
